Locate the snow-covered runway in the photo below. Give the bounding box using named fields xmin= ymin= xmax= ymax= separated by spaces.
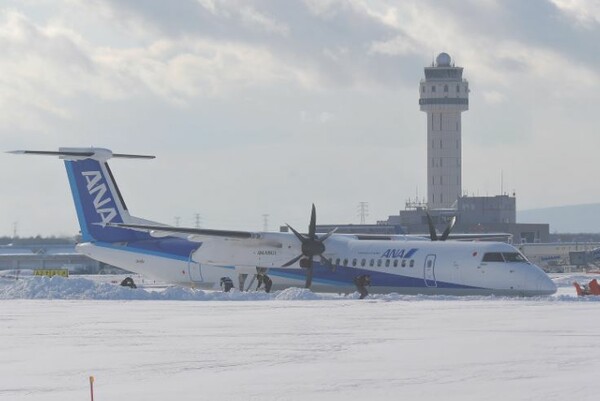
xmin=1 ymin=275 xmax=599 ymax=401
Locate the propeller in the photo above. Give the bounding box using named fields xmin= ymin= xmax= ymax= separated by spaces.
xmin=425 ymin=212 xmax=456 ymax=241
xmin=282 ymin=204 xmax=337 ymax=289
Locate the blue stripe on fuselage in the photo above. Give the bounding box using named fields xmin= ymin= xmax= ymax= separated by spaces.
xmin=269 ymin=263 xmax=483 ymax=290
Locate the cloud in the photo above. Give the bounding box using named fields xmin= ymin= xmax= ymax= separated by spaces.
xmin=550 ymin=0 xmax=600 ymax=27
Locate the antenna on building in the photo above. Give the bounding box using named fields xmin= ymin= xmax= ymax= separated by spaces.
xmin=12 ymin=221 xmax=18 ymax=239
xmin=501 ymin=170 xmax=504 ymax=195
xmin=357 ymin=202 xmax=369 ymax=224
xmin=262 ymin=214 xmax=269 ymax=231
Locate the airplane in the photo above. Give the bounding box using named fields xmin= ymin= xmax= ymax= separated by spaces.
xmin=9 ymin=147 xmax=557 ymax=297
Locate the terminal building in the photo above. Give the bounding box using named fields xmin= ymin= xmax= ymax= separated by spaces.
xmin=0 ymin=241 xmax=123 ymax=274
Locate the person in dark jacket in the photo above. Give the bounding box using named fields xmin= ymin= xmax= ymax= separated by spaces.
xmin=256 ymin=274 xmax=273 ymax=293
xmin=354 ymin=274 xmax=371 ymax=299
xmin=220 ymin=277 xmax=234 ymax=292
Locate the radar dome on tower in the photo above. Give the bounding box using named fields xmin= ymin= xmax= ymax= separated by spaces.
xmin=436 ymin=52 xmax=451 ymax=67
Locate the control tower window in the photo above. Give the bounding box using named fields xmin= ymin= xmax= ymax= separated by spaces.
xmin=444 ymin=84 xmax=448 ymax=93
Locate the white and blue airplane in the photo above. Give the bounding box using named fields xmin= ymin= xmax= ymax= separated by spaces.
xmin=10 ymin=147 xmax=556 ymax=296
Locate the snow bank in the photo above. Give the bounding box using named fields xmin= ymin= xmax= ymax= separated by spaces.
xmin=1 ymin=276 xmax=598 ymax=302
xmin=0 ymin=276 xmax=343 ymax=301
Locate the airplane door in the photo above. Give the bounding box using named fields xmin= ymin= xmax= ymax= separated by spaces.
xmin=424 ymin=254 xmax=437 ymax=287
xmin=188 ymin=252 xmax=203 ymax=283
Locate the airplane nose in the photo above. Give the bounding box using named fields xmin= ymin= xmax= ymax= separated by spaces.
xmin=536 ymin=275 xmax=557 ymax=295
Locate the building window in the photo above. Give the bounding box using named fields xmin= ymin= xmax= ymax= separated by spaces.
xmin=422 ymin=85 xmax=425 ymax=93
xmin=432 ymin=86 xmax=436 ymax=92
xmin=440 ymin=193 xmax=444 ymax=203
xmin=431 ymin=139 xmax=434 ymax=149
xmin=432 ymin=194 xmax=435 ymax=203
xmin=444 ymin=84 xmax=448 ymax=92
xmin=440 ymin=139 xmax=442 ymax=148
xmin=456 ymin=84 xmax=460 ymax=92
xmin=440 ymin=176 xmax=443 ymax=185
xmin=432 ymin=158 xmax=435 ymax=167
xmin=432 ymin=176 xmax=435 ymax=185
xmin=439 ymin=114 xmax=442 ymax=130
xmin=440 ymin=158 xmax=443 ymax=167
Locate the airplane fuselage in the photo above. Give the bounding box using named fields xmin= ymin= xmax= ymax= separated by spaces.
xmin=76 ymin=232 xmax=556 ymax=296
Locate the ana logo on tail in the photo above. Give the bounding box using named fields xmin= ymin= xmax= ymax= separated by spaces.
xmin=82 ymin=171 xmax=117 ymax=225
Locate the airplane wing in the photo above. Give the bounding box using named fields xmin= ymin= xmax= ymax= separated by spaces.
xmin=106 ymin=222 xmax=256 ymax=239
xmin=446 ymin=233 xmax=513 ymax=241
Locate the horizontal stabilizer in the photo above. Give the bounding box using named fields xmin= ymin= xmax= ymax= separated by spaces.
xmin=8 ymin=148 xmax=154 ymax=161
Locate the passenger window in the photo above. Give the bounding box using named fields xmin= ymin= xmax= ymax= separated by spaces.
xmin=352 ymin=258 xmax=357 ymax=267
xmin=343 ymin=258 xmax=348 ymax=267
xmin=377 ymin=259 xmax=382 ymax=267
xmin=393 ymin=260 xmax=398 ymax=267
xmin=409 ymin=260 xmax=414 ymax=267
xmin=361 ymin=258 xmax=366 ymax=267
xmin=369 ymin=259 xmax=374 ymax=267
xmin=335 ymin=258 xmax=340 ymax=266
xmin=482 ymin=253 xmax=504 ymax=262
xmin=385 ymin=259 xmax=390 ymax=267
xmin=401 ymin=260 xmax=406 ymax=267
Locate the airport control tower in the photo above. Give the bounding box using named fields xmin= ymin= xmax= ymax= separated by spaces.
xmin=419 ymin=52 xmax=469 ymax=209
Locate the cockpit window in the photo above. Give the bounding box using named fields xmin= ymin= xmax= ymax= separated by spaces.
xmin=482 ymin=252 xmax=530 ymax=263
xmin=502 ymin=252 xmax=529 ymax=263
xmin=482 ymin=252 xmax=504 ymax=262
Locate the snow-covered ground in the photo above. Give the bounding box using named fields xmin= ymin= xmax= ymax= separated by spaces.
xmin=1 ymin=274 xmax=599 ymax=401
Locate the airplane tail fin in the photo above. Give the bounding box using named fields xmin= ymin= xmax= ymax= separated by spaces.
xmin=573 ymin=282 xmax=585 ymax=296
xmin=9 ymin=148 xmax=154 ymax=243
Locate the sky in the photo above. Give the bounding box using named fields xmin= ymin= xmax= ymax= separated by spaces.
xmin=1 ymin=0 xmax=599 ymax=237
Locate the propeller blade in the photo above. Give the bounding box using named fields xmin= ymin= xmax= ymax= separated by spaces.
xmin=425 ymin=212 xmax=438 ymax=241
xmin=318 ymin=227 xmax=338 ymax=242
xmin=282 ymin=254 xmax=303 ymax=267
xmin=305 ymin=256 xmax=314 ymax=288
xmin=309 ymin=204 xmax=317 ymax=241
xmin=440 ymin=215 xmax=457 ymax=241
xmin=286 ymin=224 xmax=307 ymax=244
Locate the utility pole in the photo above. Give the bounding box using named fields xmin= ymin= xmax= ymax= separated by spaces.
xmin=174 ymin=216 xmax=181 ymax=227
xmin=12 ymin=221 xmax=18 ymax=238
xmin=194 ymin=213 xmax=202 ymax=228
xmin=357 ymin=202 xmax=369 ymax=224
xmin=262 ymin=214 xmax=269 ymax=232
